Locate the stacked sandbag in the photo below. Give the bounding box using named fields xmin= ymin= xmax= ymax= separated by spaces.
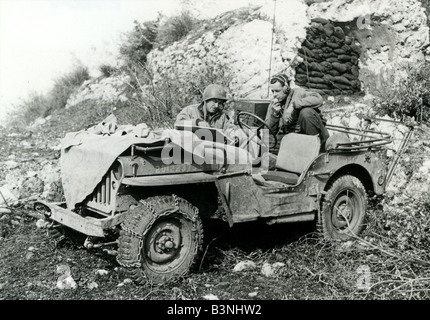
xmin=295 ymin=18 xmax=362 ymax=96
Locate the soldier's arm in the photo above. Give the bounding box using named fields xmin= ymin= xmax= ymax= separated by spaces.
xmin=175 ymin=107 xmax=200 ymax=126
xmin=293 ymin=90 xmax=323 ymax=110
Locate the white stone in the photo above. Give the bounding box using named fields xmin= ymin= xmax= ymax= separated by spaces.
xmin=26 ymin=171 xmax=38 ymax=178
xmin=0 ymin=187 xmax=18 ymax=206
xmin=4 ymin=160 xmax=18 ymax=169
xmin=348 ymin=114 xmax=362 ymax=129
xmin=32 ymin=117 xmax=47 ymax=126
xmin=272 ymin=262 xmax=286 ymax=270
xmin=56 ymin=275 xmax=77 ymax=290
xmin=36 ymin=219 xmax=49 ymax=229
xmin=87 ymin=281 xmax=99 ymax=290
xmin=233 ymin=260 xmax=257 ymax=272
xmin=56 ymin=265 xmax=77 ymax=290
xmin=202 ymin=293 xmax=219 ymax=300
xmin=261 ymin=262 xmax=274 ymax=277
xmin=96 ymin=269 xmax=109 ymax=276
xmin=0 ymin=208 xmax=11 ymax=214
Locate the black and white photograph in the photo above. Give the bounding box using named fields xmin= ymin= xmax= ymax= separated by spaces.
xmin=1 ymin=0 xmax=430 ymax=307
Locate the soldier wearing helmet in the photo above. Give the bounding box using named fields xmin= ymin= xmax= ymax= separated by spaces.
xmin=175 ymin=84 xmax=250 ymax=144
xmin=265 ymin=73 xmax=330 ymax=153
xmin=175 ymin=84 xmax=232 ymax=130
xmin=175 ymin=84 xmax=252 ymax=148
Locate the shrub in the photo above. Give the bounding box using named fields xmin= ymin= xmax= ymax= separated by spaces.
xmin=6 ymin=91 xmax=50 ymax=128
xmin=119 ymin=19 xmax=159 ymax=65
xmin=5 ymin=66 xmax=90 ymax=129
xmin=156 ymin=11 xmax=199 ymax=47
xmin=372 ymin=62 xmax=430 ymax=122
xmin=98 ymin=64 xmax=117 ymax=78
xmin=45 ymin=65 xmax=90 ymax=115
xmin=117 ymin=57 xmax=233 ymax=128
xmin=118 ymin=11 xmax=199 ymax=65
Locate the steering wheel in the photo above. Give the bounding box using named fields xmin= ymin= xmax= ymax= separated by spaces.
xmin=236 ymin=111 xmax=277 ymax=150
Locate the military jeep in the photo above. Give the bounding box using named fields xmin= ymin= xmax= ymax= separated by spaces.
xmin=35 ymin=100 xmax=412 ymax=284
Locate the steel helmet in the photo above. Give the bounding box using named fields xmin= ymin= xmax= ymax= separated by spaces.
xmin=202 ymin=84 xmax=227 ymax=101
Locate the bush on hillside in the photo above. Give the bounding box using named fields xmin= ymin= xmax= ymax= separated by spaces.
xmin=5 ymin=65 xmax=90 ymax=129
xmin=119 ymin=19 xmax=159 ymax=65
xmin=373 ymin=62 xmax=430 ymax=122
xmin=45 ymin=65 xmax=90 ymax=115
xmin=155 ymin=11 xmax=199 ymax=47
xmin=99 ymin=64 xmax=117 ymax=78
xmin=119 ymin=11 xmax=199 ymax=65
xmin=6 ymin=91 xmax=50 ymax=128
xmin=117 ymin=58 xmax=233 ymax=128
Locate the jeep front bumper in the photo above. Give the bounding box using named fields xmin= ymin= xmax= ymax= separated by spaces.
xmin=34 ymin=200 xmax=123 ymax=237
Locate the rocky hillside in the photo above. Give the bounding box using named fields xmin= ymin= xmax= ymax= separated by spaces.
xmin=63 ymin=0 xmax=429 ymax=111
xmin=148 ymin=0 xmax=429 ymax=97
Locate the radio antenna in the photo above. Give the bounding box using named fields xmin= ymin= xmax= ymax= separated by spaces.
xmin=267 ymin=0 xmax=277 ymax=97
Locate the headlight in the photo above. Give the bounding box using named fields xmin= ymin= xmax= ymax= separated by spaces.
xmin=112 ymin=160 xmax=123 ymax=180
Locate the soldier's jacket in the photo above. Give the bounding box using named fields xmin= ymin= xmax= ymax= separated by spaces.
xmin=265 ymin=87 xmax=323 ymax=134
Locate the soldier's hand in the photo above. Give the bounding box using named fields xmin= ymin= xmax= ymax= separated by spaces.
xmin=272 ymin=100 xmax=282 ymax=113
xmin=271 ymin=99 xmax=282 ymax=118
xmin=196 ymin=119 xmax=210 ymax=127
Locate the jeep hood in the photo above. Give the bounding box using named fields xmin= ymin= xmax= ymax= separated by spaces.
xmin=59 ymin=125 xmax=253 ymax=210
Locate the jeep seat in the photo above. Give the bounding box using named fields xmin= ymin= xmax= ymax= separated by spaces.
xmin=261 ymin=133 xmax=321 ymax=185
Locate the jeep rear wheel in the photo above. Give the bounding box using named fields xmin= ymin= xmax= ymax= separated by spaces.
xmin=319 ymin=175 xmax=367 ymax=240
xmin=117 ymin=195 xmax=203 ymax=284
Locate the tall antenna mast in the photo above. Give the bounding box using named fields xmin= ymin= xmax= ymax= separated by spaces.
xmin=267 ymin=0 xmax=277 ymax=97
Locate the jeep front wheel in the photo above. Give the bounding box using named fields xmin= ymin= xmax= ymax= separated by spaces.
xmin=319 ymin=175 xmax=367 ymax=240
xmin=117 ymin=195 xmax=203 ymax=284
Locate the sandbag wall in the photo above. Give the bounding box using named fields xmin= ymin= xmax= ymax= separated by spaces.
xmin=295 ymin=18 xmax=362 ymax=96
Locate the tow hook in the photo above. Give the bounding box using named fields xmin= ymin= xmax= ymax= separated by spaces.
xmin=84 ymin=237 xmax=95 ymax=249
xmin=84 ymin=236 xmax=118 ymax=251
xmin=34 ymin=201 xmax=51 ymax=217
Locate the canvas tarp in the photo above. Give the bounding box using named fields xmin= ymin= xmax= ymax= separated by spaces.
xmin=60 ymin=118 xmax=253 ymax=210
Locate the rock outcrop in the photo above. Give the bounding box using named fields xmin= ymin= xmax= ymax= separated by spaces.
xmin=65 ymin=0 xmax=428 ymax=107
xmin=145 ymin=0 xmax=429 ymax=98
